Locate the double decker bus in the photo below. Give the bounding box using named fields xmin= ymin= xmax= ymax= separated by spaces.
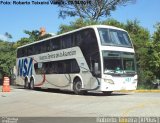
xmin=16 ymin=25 xmax=137 ymax=95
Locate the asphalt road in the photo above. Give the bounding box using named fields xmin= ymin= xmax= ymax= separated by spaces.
xmin=0 ymin=86 xmax=160 ymax=123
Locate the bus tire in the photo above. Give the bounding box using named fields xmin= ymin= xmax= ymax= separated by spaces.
xmin=102 ymin=91 xmax=113 ymax=95
xmin=24 ymin=77 xmax=29 ymax=89
xmin=29 ymin=78 xmax=34 ymax=90
xmin=73 ymin=78 xmax=84 ymax=95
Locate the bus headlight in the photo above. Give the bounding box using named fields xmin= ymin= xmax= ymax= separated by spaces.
xmin=104 ymin=79 xmax=114 ymax=84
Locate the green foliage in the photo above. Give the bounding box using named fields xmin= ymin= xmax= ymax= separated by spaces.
xmin=24 ymin=30 xmax=40 ymax=41
xmin=39 ymin=33 xmax=52 ymax=40
xmin=134 ymin=23 xmax=160 ymax=88
xmin=0 ymin=40 xmax=16 ymax=77
xmin=102 ymin=19 xmax=125 ymax=28
xmin=58 ymin=18 xmax=100 ymax=34
xmin=4 ymin=32 xmax=12 ymax=39
xmin=146 ymin=23 xmax=160 ymax=80
xmin=24 ymin=30 xmax=52 ymax=42
xmin=58 ymin=18 xmax=125 ymax=34
xmin=153 ymin=23 xmax=160 ymax=43
xmin=13 ymin=30 xmax=52 ymax=48
xmin=55 ymin=0 xmax=135 ymax=21
xmin=15 ymin=38 xmax=32 ymax=48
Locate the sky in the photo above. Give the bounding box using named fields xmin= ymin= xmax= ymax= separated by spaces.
xmin=0 ymin=0 xmax=160 ymax=42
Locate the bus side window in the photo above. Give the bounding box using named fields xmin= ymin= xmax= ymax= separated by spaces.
xmin=61 ymin=35 xmax=72 ymax=49
xmin=35 ymin=43 xmax=41 ymax=54
xmin=52 ymin=62 xmax=58 ymax=74
xmin=50 ymin=38 xmax=60 ymax=51
xmin=66 ymin=61 xmax=71 ymax=73
xmin=45 ymin=40 xmax=51 ymax=52
xmin=71 ymin=60 xmax=80 ymax=73
xmin=33 ymin=44 xmax=37 ymax=55
xmin=72 ymin=33 xmax=76 ymax=47
xmin=24 ymin=47 xmax=28 ymax=57
xmin=41 ymin=42 xmax=46 ymax=53
xmin=28 ymin=45 xmax=33 ymax=56
xmin=34 ymin=63 xmax=38 ymax=74
xmin=57 ymin=62 xmax=63 ymax=74
xmin=17 ymin=49 xmax=22 ymax=58
xmin=75 ymin=31 xmax=83 ymax=46
xmin=34 ymin=62 xmax=44 ymax=74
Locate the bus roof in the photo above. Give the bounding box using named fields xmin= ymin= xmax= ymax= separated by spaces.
xmin=17 ymin=25 xmax=126 ymax=49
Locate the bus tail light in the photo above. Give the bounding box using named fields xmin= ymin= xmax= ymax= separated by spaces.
xmin=104 ymin=79 xmax=114 ymax=84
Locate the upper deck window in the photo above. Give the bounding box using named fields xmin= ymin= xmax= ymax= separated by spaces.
xmin=98 ymin=28 xmax=132 ymax=48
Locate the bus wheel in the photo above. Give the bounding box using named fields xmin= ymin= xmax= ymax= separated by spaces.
xmin=102 ymin=91 xmax=113 ymax=95
xmin=24 ymin=78 xmax=29 ymax=89
xmin=73 ymin=78 xmax=84 ymax=95
xmin=29 ymin=78 xmax=34 ymax=90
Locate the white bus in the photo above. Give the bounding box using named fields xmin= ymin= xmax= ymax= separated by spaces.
xmin=16 ymin=25 xmax=137 ymax=95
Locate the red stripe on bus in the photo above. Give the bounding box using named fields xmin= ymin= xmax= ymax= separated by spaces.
xmin=34 ymin=74 xmax=46 ymax=86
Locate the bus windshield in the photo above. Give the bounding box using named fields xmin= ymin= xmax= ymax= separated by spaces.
xmin=103 ymin=51 xmax=136 ymax=75
xmin=98 ymin=28 xmax=132 ymax=47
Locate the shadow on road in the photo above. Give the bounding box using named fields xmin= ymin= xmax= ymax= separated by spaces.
xmin=84 ymin=92 xmax=129 ymax=96
xmin=14 ymin=86 xmax=130 ymax=97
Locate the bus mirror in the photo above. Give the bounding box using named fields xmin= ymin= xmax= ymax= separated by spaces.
xmin=94 ymin=63 xmax=99 ymax=74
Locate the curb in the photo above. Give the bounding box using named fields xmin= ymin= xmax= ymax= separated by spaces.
xmin=134 ymin=90 xmax=160 ymax=93
xmin=118 ymin=90 xmax=160 ymax=93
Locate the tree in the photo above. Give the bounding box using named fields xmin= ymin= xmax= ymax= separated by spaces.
xmin=14 ymin=37 xmax=33 ymax=48
xmin=54 ymin=0 xmax=136 ymax=21
xmin=147 ymin=23 xmax=160 ymax=81
xmin=0 ymin=40 xmax=16 ymax=78
xmin=24 ymin=30 xmax=40 ymax=41
xmin=123 ymin=20 xmax=153 ymax=88
xmin=24 ymin=30 xmax=52 ymax=42
xmin=152 ymin=23 xmax=160 ymax=44
xmin=4 ymin=32 xmax=12 ymax=40
xmin=101 ymin=18 xmax=124 ymax=28
xmin=58 ymin=18 xmax=99 ymax=34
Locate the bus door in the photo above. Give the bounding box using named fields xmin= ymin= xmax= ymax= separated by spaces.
xmin=89 ymin=56 xmax=101 ymax=90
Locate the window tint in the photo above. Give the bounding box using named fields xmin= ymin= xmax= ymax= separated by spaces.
xmin=28 ymin=45 xmax=33 ymax=56
xmin=75 ymin=31 xmax=83 ymax=46
xmin=61 ymin=35 xmax=72 ymax=49
xmin=17 ymin=49 xmax=21 ymax=58
xmin=74 ymin=28 xmax=101 ymax=77
xmin=45 ymin=40 xmax=51 ymax=52
xmin=99 ymin=29 xmax=110 ymax=43
xmin=38 ymin=43 xmax=42 ymax=54
xmin=50 ymin=38 xmax=60 ymax=51
xmin=17 ymin=27 xmax=100 ymax=77
xmin=98 ymin=28 xmax=132 ymax=47
xmin=23 ymin=47 xmax=28 ymax=57
xmin=34 ymin=59 xmax=80 ymax=74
